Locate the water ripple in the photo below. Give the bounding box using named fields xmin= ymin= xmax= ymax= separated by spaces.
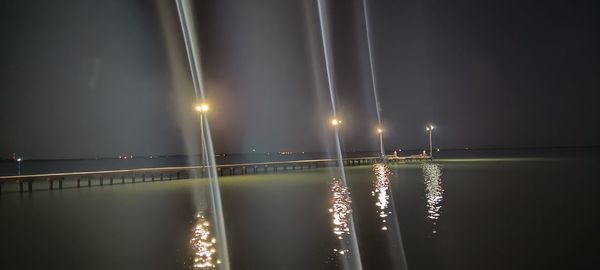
xmin=422 ymin=163 xmax=444 ymax=234
xmin=191 ymin=213 xmax=219 ymax=269
xmin=329 ymin=177 xmax=352 ymax=255
xmin=372 ymin=163 xmax=392 ymax=231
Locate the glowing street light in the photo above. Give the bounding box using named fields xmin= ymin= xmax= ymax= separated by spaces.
xmin=331 ymin=119 xmax=342 ymax=126
xmin=16 ymin=157 xmax=22 ymax=175
xmin=195 ymin=103 xmax=209 ymax=112
xmin=425 ymin=124 xmax=435 ymax=158
xmin=377 ymin=128 xmax=384 ymax=158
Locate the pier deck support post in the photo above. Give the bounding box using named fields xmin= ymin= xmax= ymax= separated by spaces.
xmin=77 ymin=178 xmax=81 ymax=187
xmin=28 ymin=181 xmax=33 ymax=192
xmin=59 ymin=178 xmax=63 ymax=189
xmin=49 ymin=179 xmax=53 ymax=190
xmin=88 ymin=178 xmax=92 ymax=187
xmin=19 ymin=181 xmax=23 ymax=193
xmin=100 ymin=177 xmax=103 ymax=186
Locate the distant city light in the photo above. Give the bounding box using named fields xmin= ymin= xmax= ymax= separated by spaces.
xmin=377 ymin=128 xmax=383 ymax=133
xmin=331 ymin=119 xmax=342 ymax=126
xmin=16 ymin=158 xmax=22 ymax=162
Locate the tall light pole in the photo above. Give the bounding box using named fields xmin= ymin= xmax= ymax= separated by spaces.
xmin=195 ymin=103 xmax=210 ymax=166
xmin=16 ymin=157 xmax=22 ymax=176
xmin=377 ymin=128 xmax=384 ymax=158
xmin=425 ymin=124 xmax=435 ymax=158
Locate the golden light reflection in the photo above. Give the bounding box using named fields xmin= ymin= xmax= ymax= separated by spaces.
xmin=372 ymin=163 xmax=392 ymax=231
xmin=422 ymin=163 xmax=444 ymax=234
xmin=191 ymin=213 xmax=218 ymax=269
xmin=329 ymin=177 xmax=352 ymax=255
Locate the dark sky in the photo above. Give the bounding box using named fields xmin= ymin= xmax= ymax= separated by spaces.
xmin=1 ymin=0 xmax=599 ymax=159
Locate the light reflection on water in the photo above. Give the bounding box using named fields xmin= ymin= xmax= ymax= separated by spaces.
xmin=372 ymin=163 xmax=392 ymax=231
xmin=328 ymin=177 xmax=352 ymax=255
xmin=422 ymin=163 xmax=444 ymax=234
xmin=190 ymin=213 xmax=219 ymax=269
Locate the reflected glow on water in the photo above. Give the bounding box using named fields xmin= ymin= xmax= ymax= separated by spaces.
xmin=191 ymin=213 xmax=219 ymax=269
xmin=422 ymin=163 xmax=444 ymax=233
xmin=372 ymin=163 xmax=392 ymax=231
xmin=328 ymin=177 xmax=352 ymax=255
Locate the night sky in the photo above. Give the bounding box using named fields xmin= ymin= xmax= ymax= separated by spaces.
xmin=1 ymin=0 xmax=599 ymax=159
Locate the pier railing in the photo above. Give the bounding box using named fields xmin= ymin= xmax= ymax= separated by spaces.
xmin=0 ymin=155 xmax=428 ymax=194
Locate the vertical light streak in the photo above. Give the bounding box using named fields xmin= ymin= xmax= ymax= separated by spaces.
xmin=175 ymin=0 xmax=230 ymax=268
xmin=361 ymin=0 xmax=383 ymax=126
xmin=316 ymin=0 xmax=363 ymax=268
xmin=422 ymin=163 xmax=444 ymax=234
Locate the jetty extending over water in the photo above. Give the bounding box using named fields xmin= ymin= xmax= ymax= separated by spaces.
xmin=0 ymin=155 xmax=430 ymax=194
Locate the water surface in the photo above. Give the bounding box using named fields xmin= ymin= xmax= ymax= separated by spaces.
xmin=1 ymin=157 xmax=599 ymax=269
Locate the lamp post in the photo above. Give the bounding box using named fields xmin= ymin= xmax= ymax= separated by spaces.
xmin=195 ymin=103 xmax=210 ymax=167
xmin=377 ymin=128 xmax=384 ymax=158
xmin=425 ymin=124 xmax=434 ymax=158
xmin=16 ymin=157 xmax=22 ymax=176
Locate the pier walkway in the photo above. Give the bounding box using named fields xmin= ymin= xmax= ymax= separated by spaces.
xmin=0 ymin=155 xmax=430 ymax=194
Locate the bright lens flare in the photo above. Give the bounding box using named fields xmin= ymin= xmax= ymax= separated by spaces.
xmin=372 ymin=163 xmax=392 ymax=230
xmin=377 ymin=128 xmax=383 ymax=134
xmin=331 ymin=119 xmax=341 ymax=126
xmin=423 ymin=163 xmax=444 ymax=234
xmin=195 ymin=103 xmax=209 ymax=112
xmin=191 ymin=213 xmax=218 ymax=269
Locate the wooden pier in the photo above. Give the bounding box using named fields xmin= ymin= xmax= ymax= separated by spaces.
xmin=0 ymin=155 xmax=430 ymax=194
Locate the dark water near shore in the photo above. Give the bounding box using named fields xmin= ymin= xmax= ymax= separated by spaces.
xmin=1 ymin=156 xmax=600 ymax=269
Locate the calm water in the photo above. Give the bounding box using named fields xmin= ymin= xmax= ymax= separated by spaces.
xmin=1 ymin=157 xmax=599 ymax=269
